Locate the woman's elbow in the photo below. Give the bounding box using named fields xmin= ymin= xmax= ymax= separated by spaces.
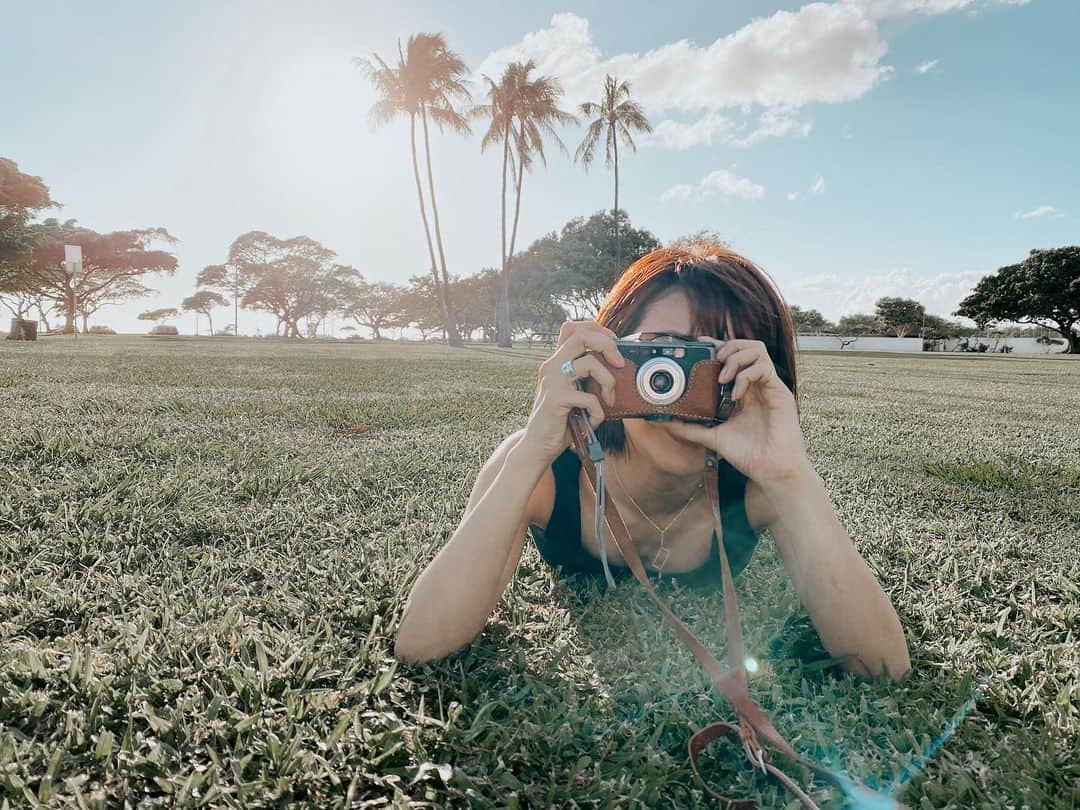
xmin=846 ymin=647 xmax=912 ymax=684
xmin=393 ymin=627 xmax=472 ymax=665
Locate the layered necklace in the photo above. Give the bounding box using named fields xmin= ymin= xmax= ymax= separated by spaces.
xmin=609 ymin=458 xmax=705 ymax=577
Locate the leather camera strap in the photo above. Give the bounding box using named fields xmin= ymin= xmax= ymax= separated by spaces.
xmin=566 ymin=413 xmax=904 ymax=809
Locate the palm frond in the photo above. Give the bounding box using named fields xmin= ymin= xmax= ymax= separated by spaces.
xmin=574 ymin=118 xmax=604 ymax=168
xmin=427 ymin=102 xmax=472 ymax=136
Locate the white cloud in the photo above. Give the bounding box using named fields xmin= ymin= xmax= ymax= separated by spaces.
xmin=701 ymin=169 xmax=766 ymax=200
xmin=477 ymin=8 xmax=890 ymax=116
xmin=727 ymin=107 xmax=814 ymax=148
xmin=660 ymin=183 xmax=696 ymax=202
xmin=915 ymin=59 xmax=940 ymax=74
xmin=809 ymin=175 xmax=826 ymax=194
xmin=647 ymin=107 xmax=812 ymax=150
xmin=787 ymin=191 xmax=800 ymax=201
xmin=647 ymin=113 xmax=734 ymax=149
xmin=1015 ymin=205 xmax=1061 ymax=219
xmin=477 ymin=2 xmax=1032 ymax=151
xmin=661 ymin=169 xmax=764 ymax=203
xmin=477 ymin=7 xmax=890 ymax=153
xmin=780 ymin=268 xmax=988 ymax=320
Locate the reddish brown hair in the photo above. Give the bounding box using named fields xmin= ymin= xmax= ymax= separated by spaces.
xmin=593 ymin=242 xmax=799 ymax=455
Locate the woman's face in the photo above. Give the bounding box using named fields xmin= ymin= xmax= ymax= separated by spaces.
xmin=622 ymin=287 xmax=732 ymax=475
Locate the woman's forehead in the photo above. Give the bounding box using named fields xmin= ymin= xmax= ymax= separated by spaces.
xmin=634 ymin=288 xmax=736 ymax=339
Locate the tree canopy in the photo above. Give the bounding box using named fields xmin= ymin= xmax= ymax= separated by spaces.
xmin=199 ymin=231 xmax=363 ymax=337
xmin=955 ymin=247 xmax=1079 ymax=353
xmin=0 ymin=157 xmax=57 ymax=286
xmin=875 ymin=296 xmax=926 ymax=337
xmin=788 ymin=305 xmax=833 ymax=335
xmin=12 ymin=218 xmax=177 ymax=333
xmin=510 ymin=210 xmax=659 ymax=319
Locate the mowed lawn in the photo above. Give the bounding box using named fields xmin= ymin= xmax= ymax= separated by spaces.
xmin=0 ymin=336 xmax=1076 ymax=808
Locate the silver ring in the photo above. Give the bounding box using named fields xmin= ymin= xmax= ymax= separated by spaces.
xmin=560 ymin=358 xmax=578 ymax=381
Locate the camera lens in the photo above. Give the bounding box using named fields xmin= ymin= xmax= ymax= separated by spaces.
xmin=649 ymin=370 xmax=674 ymax=394
xmin=635 ymin=357 xmax=686 ymax=406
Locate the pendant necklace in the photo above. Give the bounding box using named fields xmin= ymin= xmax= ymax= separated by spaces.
xmin=610 ymin=459 xmax=705 ymax=578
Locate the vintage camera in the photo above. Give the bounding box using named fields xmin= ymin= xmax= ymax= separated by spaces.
xmin=579 ymin=330 xmax=737 ymax=425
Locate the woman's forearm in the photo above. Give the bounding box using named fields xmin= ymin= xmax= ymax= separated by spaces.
xmin=760 ymin=464 xmax=912 ymax=681
xmin=394 ymin=438 xmax=548 ymax=663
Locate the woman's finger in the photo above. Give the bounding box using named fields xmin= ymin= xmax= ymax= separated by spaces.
xmin=563 ymin=389 xmax=605 ymax=428
xmin=558 ymin=353 xmax=617 ymax=405
xmin=718 ymin=346 xmax=766 ymax=383
xmin=553 ymin=328 xmax=626 ymax=371
xmin=730 ymin=359 xmax=777 ymax=401
xmin=557 ymin=319 xmax=617 ymax=348
xmin=712 ymin=338 xmax=762 ymax=363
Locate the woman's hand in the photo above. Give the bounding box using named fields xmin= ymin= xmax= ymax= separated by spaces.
xmin=663 ymin=337 xmax=811 ymax=485
xmin=518 ymin=320 xmax=626 ymax=468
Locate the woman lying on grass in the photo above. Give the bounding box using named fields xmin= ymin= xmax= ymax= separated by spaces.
xmin=395 ymin=243 xmax=911 ymax=682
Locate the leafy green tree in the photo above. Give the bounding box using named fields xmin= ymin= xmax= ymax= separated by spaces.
xmin=201 ymin=231 xmax=361 ymax=337
xmin=574 ymin=75 xmax=652 ymax=269
xmin=837 ymin=313 xmax=885 ymax=336
xmin=920 ymin=313 xmax=978 ymax=340
xmin=358 ymin=33 xmax=471 ymax=347
xmin=0 ymin=157 xmax=57 ymax=289
xmin=78 ymin=277 xmax=151 ymax=333
xmin=473 ymin=60 xmax=575 ymax=347
xmin=344 ymin=281 xmax=407 ymax=340
xmin=875 ymin=296 xmax=926 ymax=337
xmin=401 ymin=273 xmax=447 ymax=340
xmin=667 ymin=229 xmax=731 ymax=250
xmin=182 ymin=290 xmax=229 ymax=335
xmin=955 ymin=247 xmax=1079 ymax=353
xmin=788 ymin=305 xmax=832 ymax=335
xmin=17 ymin=219 xmax=177 ymax=333
xmin=138 ymin=307 xmax=179 ymax=324
xmin=512 ymin=210 xmax=660 ymax=319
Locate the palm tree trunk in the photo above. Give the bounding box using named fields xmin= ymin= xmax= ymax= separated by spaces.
xmin=409 ymin=113 xmax=452 ymax=343
xmin=208 ymin=311 xmax=214 ymax=335
xmin=420 ymin=107 xmax=463 ymax=348
xmin=497 ymin=129 xmax=512 ymax=348
xmin=507 ymin=121 xmax=527 ymax=261
xmin=613 ymin=124 xmax=620 ymax=271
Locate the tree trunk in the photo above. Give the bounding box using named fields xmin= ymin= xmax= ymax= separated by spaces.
xmin=613 ymin=124 xmax=620 ymax=271
xmin=497 ymin=129 xmax=512 ymax=348
xmin=420 ymin=107 xmax=463 ymax=348
xmin=1065 ymin=326 xmax=1079 ymax=354
xmin=63 ymin=275 xmax=76 ymax=333
xmin=81 ymin=312 xmax=88 ymax=333
xmin=508 ymin=121 xmax=527 ymax=261
xmin=234 ymin=267 xmax=240 ymax=337
xmin=409 ymin=113 xmax=451 ymax=344
xmin=208 ymin=312 xmax=214 ymax=335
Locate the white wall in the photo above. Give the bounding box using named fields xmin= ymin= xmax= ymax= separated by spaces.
xmin=933 ymin=337 xmax=1068 ymax=355
xmin=796 ymin=336 xmax=924 ymax=352
xmin=795 ymin=335 xmax=1069 ymax=354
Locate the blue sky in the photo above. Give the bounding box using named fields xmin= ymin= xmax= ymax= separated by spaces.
xmin=3 ymin=0 xmax=1076 ymax=334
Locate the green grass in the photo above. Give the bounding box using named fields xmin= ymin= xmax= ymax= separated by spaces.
xmin=0 ymin=336 xmax=1077 ymax=808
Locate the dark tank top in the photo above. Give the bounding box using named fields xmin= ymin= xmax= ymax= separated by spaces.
xmin=527 ymin=447 xmax=760 ymax=590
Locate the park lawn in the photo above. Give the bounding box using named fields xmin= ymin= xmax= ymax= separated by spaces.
xmin=0 ymin=336 xmax=1076 ymax=808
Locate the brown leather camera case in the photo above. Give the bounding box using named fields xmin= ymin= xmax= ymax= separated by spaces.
xmin=579 ymin=353 xmax=736 ymax=424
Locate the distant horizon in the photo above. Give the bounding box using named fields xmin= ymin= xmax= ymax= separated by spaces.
xmin=3 ymin=0 xmax=1075 ymax=335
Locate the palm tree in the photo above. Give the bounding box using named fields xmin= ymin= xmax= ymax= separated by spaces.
xmin=574 ymin=74 xmax=652 ymax=270
xmin=358 ymin=33 xmax=471 ymax=347
xmin=474 ymin=61 xmax=576 ymax=347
